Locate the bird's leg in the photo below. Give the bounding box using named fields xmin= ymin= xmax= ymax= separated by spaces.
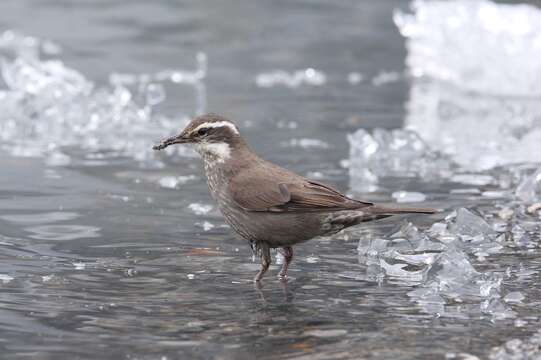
xmin=253 ymin=243 xmax=271 ymax=282
xmin=278 ymin=246 xmax=293 ymax=279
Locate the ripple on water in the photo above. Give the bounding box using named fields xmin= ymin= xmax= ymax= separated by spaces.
xmin=25 ymin=225 xmax=101 ymax=241
xmin=0 ymin=211 xmax=79 ymax=224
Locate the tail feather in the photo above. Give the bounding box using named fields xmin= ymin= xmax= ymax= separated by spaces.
xmin=368 ymin=206 xmax=437 ymax=215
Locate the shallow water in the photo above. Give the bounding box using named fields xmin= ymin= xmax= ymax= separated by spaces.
xmin=1 ymin=1 xmax=541 ymax=359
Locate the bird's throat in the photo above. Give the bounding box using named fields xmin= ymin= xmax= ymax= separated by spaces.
xmin=196 ymin=142 xmax=231 ymax=163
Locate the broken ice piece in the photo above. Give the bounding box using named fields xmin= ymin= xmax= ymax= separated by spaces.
xmin=0 ymin=274 xmax=14 ymax=284
xmin=526 ymin=203 xmax=541 ymax=215
xmin=515 ymin=168 xmax=541 ymax=203
xmin=504 ymin=291 xmax=525 ymax=303
xmin=392 ymin=191 xmax=426 ymax=203
xmin=448 ymin=208 xmax=495 ymax=238
xmin=379 ymin=259 xmax=425 ymax=284
xmin=188 ymin=203 xmax=213 ymax=215
xmin=371 ymin=71 xmax=401 ymax=86
xmin=196 ymin=221 xmax=214 ymax=231
xmin=45 ymin=151 xmax=71 ymax=167
xmin=450 ymin=188 xmax=481 ymax=195
xmin=451 ymin=174 xmax=495 ymax=186
xmin=255 ymin=68 xmax=326 ymax=88
xmin=347 ymin=72 xmax=364 ymax=85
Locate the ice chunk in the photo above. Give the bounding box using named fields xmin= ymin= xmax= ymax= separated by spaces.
xmin=448 ymin=208 xmax=495 ymax=239
xmin=451 ymin=174 xmax=495 ymax=186
xmin=515 ymin=168 xmax=541 ymax=203
xmin=392 ymin=191 xmax=426 ymax=203
xmin=481 ymin=299 xmax=516 ymax=320
xmin=73 ymin=262 xmax=86 ymax=270
xmin=379 ymin=259 xmax=425 ymax=284
xmin=348 ymin=128 xmax=452 ymax=191
xmin=158 ymin=175 xmax=197 ymax=189
xmin=45 ymin=151 xmax=71 ymax=167
xmin=0 ymin=30 xmax=205 ymax=164
xmin=357 ymin=236 xmax=389 ymax=257
xmin=371 ymin=71 xmax=401 ymax=86
xmin=188 ymin=203 xmax=213 ymax=216
xmin=255 ymin=68 xmax=326 ymax=88
xmin=195 ymin=221 xmax=215 ymax=231
xmin=489 ymin=330 xmax=541 ymax=359
xmin=399 ymin=1 xmax=541 ymax=171
xmin=504 ymin=291 xmax=524 ymax=303
xmin=410 ymin=247 xmax=502 ymax=303
xmin=347 ymin=72 xmax=364 ymax=85
xmin=0 ymin=274 xmax=14 ymax=284
xmin=284 ymin=138 xmax=329 ymax=149
xmin=394 ymin=0 xmax=541 ymax=96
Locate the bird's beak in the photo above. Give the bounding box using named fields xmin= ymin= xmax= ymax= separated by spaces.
xmin=152 ymin=133 xmax=190 ymax=150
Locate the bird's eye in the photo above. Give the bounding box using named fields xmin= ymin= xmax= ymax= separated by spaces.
xmin=197 ymin=128 xmax=208 ymax=136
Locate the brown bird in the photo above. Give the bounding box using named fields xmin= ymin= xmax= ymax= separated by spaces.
xmin=153 ymin=113 xmax=435 ymax=282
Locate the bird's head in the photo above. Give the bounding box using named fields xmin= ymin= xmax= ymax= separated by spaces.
xmin=153 ymin=113 xmax=242 ymax=162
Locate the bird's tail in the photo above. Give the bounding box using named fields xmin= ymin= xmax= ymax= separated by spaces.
xmin=368 ymin=205 xmax=437 ymax=215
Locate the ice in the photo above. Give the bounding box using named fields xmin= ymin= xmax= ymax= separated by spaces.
xmin=503 ymin=291 xmax=524 ymax=303
xmin=0 ymin=30 xmax=206 ymax=164
xmin=511 ymin=225 xmax=535 ymax=248
xmin=405 ymin=81 xmax=541 ymax=171
xmin=409 ymin=247 xmax=502 ymax=303
xmin=255 ymin=68 xmax=326 ymax=88
xmin=347 ymin=72 xmax=364 ymax=85
xmin=304 ymin=329 xmax=348 ymax=338
xmin=0 ymin=274 xmax=14 ymax=284
xmin=348 ymin=128 xmax=452 ymax=191
xmin=45 ymin=151 xmax=71 ymax=167
xmin=196 ymin=221 xmax=215 ymax=231
xmin=515 ymin=168 xmax=541 ymax=203
xmin=188 ymin=203 xmax=213 ymax=216
xmin=392 ymin=191 xmax=426 ymax=203
xmin=451 ymin=174 xmax=495 ymax=186
xmin=379 ymin=259 xmax=425 ymax=284
xmin=371 ymin=71 xmax=401 ymax=86
xmin=481 ymin=299 xmax=516 ymax=320
xmin=394 ymin=0 xmax=541 ymax=96
xmin=283 ymin=138 xmax=329 ymax=149
xmin=158 ymin=175 xmax=197 ymax=189
xmin=356 ymin=212 xmax=510 ymax=312
xmin=396 ymin=0 xmax=541 ymax=171
xmin=489 ymin=329 xmax=541 ymax=359
xmin=448 ymin=208 xmax=495 ymax=239
xmin=73 ymin=262 xmax=86 ymax=270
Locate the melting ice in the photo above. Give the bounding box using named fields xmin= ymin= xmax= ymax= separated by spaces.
xmin=0 ymin=30 xmax=206 ymax=165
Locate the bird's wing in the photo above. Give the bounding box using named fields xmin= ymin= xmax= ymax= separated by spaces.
xmin=228 ymin=167 xmax=372 ymax=212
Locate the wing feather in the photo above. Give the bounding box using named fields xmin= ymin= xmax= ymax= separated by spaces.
xmin=228 ymin=171 xmax=372 ymax=212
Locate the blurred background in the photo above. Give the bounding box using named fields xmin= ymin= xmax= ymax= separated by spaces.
xmin=1 ymin=1 xmax=540 ymax=359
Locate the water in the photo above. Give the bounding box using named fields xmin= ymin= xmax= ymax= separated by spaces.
xmin=1 ymin=1 xmax=541 ymax=359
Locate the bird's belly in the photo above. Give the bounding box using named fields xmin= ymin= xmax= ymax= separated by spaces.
xmin=219 ymin=206 xmax=329 ymax=248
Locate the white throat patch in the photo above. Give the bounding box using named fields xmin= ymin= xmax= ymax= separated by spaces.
xmin=195 ymin=142 xmax=231 ymax=162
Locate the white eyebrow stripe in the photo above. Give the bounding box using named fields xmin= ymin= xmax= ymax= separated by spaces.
xmin=193 ymin=121 xmax=239 ymax=135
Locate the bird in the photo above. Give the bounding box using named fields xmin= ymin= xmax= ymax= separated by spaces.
xmin=153 ymin=113 xmax=436 ymax=282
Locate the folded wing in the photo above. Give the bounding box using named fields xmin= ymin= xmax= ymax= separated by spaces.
xmin=228 ymin=168 xmax=372 ymax=212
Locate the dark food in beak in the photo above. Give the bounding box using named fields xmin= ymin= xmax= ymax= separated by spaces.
xmin=152 ymin=134 xmax=187 ymax=150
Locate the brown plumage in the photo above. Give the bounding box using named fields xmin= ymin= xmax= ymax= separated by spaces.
xmin=153 ymin=113 xmax=436 ymax=281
